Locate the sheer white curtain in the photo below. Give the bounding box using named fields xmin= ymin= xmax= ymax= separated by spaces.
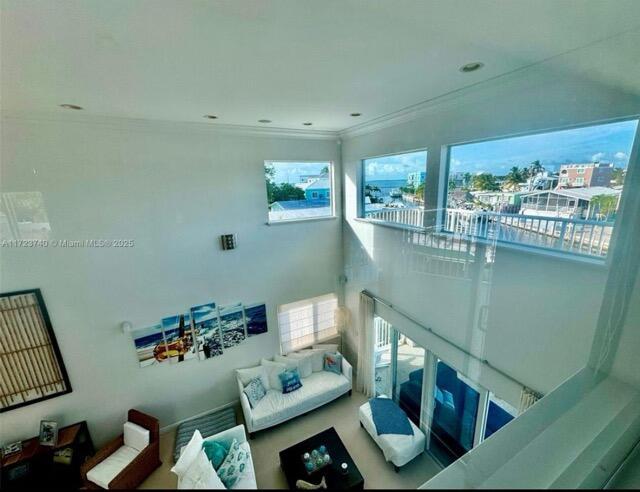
xmin=356 ymin=292 xmax=375 ymax=397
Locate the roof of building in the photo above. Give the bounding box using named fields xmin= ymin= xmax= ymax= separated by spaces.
xmin=305 ymin=177 xmax=331 ymax=190
xmin=521 ymin=186 xmax=621 ymax=201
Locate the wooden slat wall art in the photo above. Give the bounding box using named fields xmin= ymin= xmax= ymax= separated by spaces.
xmin=0 ymin=289 xmax=72 ymax=412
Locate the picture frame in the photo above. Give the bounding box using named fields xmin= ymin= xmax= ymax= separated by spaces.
xmin=39 ymin=420 xmax=58 ymax=446
xmin=0 ymin=289 xmax=72 ymax=413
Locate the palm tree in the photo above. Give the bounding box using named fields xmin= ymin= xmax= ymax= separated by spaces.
xmin=364 ymin=184 xmax=381 ymax=203
xmin=528 ymin=160 xmax=544 ymax=177
xmin=503 ymin=166 xmax=522 ymax=190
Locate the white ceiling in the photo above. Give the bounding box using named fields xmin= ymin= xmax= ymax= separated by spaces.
xmin=2 ymin=0 xmax=640 ymax=131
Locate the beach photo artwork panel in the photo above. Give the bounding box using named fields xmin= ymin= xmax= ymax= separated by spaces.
xmin=190 ymin=302 xmax=223 ymax=360
xmin=218 ymin=303 xmax=246 ymax=348
xmin=244 ymin=303 xmax=268 ymax=337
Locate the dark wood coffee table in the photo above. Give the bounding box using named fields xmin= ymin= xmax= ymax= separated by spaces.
xmin=279 ymin=427 xmax=364 ymax=490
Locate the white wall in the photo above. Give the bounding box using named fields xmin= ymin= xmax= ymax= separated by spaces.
xmin=0 ymin=115 xmax=341 ymax=445
xmin=341 ymin=44 xmax=640 ymax=405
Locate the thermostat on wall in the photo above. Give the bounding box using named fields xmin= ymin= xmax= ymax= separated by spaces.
xmin=220 ymin=234 xmax=237 ymax=250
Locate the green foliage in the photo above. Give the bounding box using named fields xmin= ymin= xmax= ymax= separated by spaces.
xmin=471 ymin=173 xmax=500 ymax=191
xmin=448 ymin=179 xmax=456 ymax=191
xmin=415 ymin=182 xmax=425 ymax=198
xmin=591 ymin=194 xmax=618 ymax=218
xmin=264 ymin=164 xmax=306 ymax=204
xmin=504 ymin=166 xmax=523 ymax=190
xmin=364 ymin=184 xmax=382 ymax=203
xmin=400 ymin=184 xmax=415 ymax=194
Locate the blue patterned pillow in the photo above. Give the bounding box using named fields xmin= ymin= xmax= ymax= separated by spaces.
xmin=323 ymin=352 xmax=343 ymax=375
xmin=278 ymin=369 xmax=303 ymax=394
xmin=216 ymin=438 xmax=249 ymax=488
xmin=243 ymin=377 xmax=266 ymax=408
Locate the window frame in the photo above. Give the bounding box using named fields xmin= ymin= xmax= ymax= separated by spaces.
xmin=437 ymin=116 xmax=640 ymax=264
xmin=265 ymin=160 xmax=336 ymax=225
xmin=359 ymin=147 xmax=429 ymax=226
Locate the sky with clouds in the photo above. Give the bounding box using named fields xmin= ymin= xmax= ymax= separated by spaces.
xmin=269 ymin=161 xmax=331 ymax=184
xmin=364 ymin=150 xmax=428 ymax=181
xmin=450 ymin=119 xmax=638 ymax=175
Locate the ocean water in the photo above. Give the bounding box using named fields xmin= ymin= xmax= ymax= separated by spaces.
xmin=366 ymin=179 xmax=408 ymax=198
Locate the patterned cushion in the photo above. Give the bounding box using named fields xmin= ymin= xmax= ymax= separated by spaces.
xmin=324 ymin=352 xmax=343 ymax=375
xmin=216 ymin=438 xmax=250 ymax=488
xmin=279 ymin=369 xmax=303 ymax=394
xmin=243 ymin=377 xmax=266 ymax=408
xmin=202 ymin=440 xmax=229 ymax=470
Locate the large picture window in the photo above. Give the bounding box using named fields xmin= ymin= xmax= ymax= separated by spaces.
xmin=361 ymin=150 xmax=427 ymax=227
xmin=443 ymin=119 xmax=638 ymax=258
xmin=265 ymin=161 xmax=333 ymax=223
xmin=277 ymin=293 xmax=338 ymax=353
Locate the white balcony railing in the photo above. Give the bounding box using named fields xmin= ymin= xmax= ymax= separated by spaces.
xmin=364 ymin=208 xmax=426 ymax=227
xmin=444 ymin=209 xmax=614 ymax=257
xmin=364 ymin=208 xmax=614 ymax=258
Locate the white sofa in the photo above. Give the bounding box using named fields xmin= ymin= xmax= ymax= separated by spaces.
xmin=237 ymin=354 xmax=352 ymax=436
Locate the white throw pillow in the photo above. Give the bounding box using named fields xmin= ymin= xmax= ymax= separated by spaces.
xmin=123 ymin=421 xmax=150 ymax=452
xmin=178 ymin=449 xmax=226 ymax=490
xmin=261 ymin=359 xmax=286 ymax=392
xmin=171 ymin=429 xmax=204 ymax=477
xmin=296 ymin=348 xmax=325 ymax=372
xmin=280 ymin=353 xmax=312 ymax=378
xmin=236 ymin=365 xmax=270 ymax=391
xmin=313 ymin=343 xmax=339 ymax=353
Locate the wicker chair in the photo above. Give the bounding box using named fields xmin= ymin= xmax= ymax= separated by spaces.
xmin=81 ymin=409 xmax=161 ymax=489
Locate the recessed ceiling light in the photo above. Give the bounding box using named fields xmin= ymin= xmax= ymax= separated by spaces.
xmin=258 ymin=119 xmax=272 ymax=124
xmin=60 ymin=104 xmax=83 ymax=110
xmin=303 ymin=122 xmax=313 ymax=126
xmin=203 ymin=114 xmax=218 ymax=119
xmin=459 ymin=62 xmax=484 ymax=73
xmin=350 ymin=112 xmax=362 ymax=117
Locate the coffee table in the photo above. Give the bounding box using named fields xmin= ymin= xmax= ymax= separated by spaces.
xmin=279 ymin=427 xmax=364 ymax=490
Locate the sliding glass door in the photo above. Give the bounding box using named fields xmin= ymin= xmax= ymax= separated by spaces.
xmin=370 ymin=319 xmax=519 ymax=467
xmin=428 ymin=359 xmax=481 ymax=465
xmin=393 ymin=335 xmax=425 ymax=426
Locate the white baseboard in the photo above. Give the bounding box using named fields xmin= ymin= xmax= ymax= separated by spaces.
xmin=160 ymin=399 xmax=240 ymax=434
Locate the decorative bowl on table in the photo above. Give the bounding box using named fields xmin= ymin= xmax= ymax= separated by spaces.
xmin=301 ymin=445 xmax=332 ymax=474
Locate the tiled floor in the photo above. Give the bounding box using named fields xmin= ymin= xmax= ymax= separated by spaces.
xmin=140 ymin=391 xmax=442 ymax=489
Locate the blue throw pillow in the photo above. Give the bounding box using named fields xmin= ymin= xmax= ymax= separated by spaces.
xmin=279 ymin=369 xmax=303 ymax=394
xmin=202 ymin=440 xmax=229 ymax=470
xmin=243 ymin=376 xmax=266 ymax=408
xmin=323 ymin=352 xmax=342 ymax=375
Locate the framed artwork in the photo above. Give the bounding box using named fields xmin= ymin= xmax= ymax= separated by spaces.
xmin=161 ymin=313 xmax=197 ymax=363
xmin=190 ymin=302 xmax=223 ymax=360
xmin=0 ymin=289 xmax=72 ymax=413
xmin=244 ymin=303 xmax=268 ymax=336
xmin=218 ymin=303 xmax=246 ymax=348
xmin=132 ymin=324 xmax=170 ymax=367
xmin=39 ymin=420 xmax=59 ymax=446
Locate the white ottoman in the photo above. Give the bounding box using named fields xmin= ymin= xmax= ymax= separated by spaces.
xmin=359 ymin=398 xmax=426 ymax=471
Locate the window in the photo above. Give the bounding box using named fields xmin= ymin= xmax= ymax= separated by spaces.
xmin=484 ymin=394 xmax=516 ymax=439
xmin=265 ymin=161 xmax=333 ymax=223
xmin=361 ymin=150 xmax=427 ymax=227
xmin=443 ymin=119 xmax=638 ymax=258
xmin=277 ymin=293 xmax=338 ymax=353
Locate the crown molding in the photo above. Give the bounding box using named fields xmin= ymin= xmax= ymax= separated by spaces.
xmin=0 ymin=110 xmax=340 ymax=141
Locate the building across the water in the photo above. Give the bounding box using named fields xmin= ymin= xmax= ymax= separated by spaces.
xmin=558 ymin=162 xmax=614 ymax=188
xmin=519 ymin=186 xmax=621 ymax=219
xmin=407 ymin=171 xmax=426 ymax=188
